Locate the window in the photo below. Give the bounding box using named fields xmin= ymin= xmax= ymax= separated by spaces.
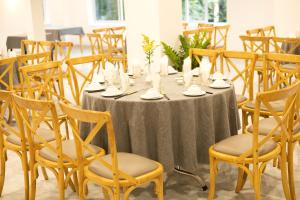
xmin=182 ymin=0 xmax=227 ymax=23
xmin=94 ymin=0 xmax=125 ymax=21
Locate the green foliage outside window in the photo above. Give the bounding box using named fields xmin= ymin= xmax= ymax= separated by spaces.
xmin=95 ymin=0 xmax=124 ymax=21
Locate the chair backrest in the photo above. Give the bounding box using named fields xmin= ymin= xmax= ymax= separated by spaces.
xmin=189 ymin=48 xmax=219 ymax=74
xmin=66 ymin=55 xmax=105 ymax=105
xmin=239 ymin=81 xmax=300 ymax=162
xmin=240 ymin=36 xmax=270 ymax=54
xmin=272 ymin=37 xmax=300 ymax=54
xmin=17 ymin=52 xmax=51 ymax=84
xmin=19 ymin=61 xmax=64 ymax=101
xmin=262 ymin=26 xmax=276 ymax=37
xmin=53 ymin=41 xmax=73 ymax=63
xmin=263 ymin=53 xmax=300 ymax=91
xmin=59 ymin=101 xmax=137 ymax=185
xmin=183 ymin=27 xmax=214 ymax=45
xmin=213 ymin=25 xmax=230 ymax=49
xmin=105 ymin=34 xmax=126 ymax=56
xmin=246 ymin=28 xmax=264 ymax=37
xmin=221 ymin=51 xmax=257 ymax=101
xmin=0 ymin=57 xmax=16 ymax=90
xmin=198 ymin=23 xmax=214 ymax=28
xmin=109 ymin=26 xmax=126 ymax=35
xmin=0 ymin=91 xmax=27 ymax=149
xmin=12 ymin=94 xmax=74 ymax=166
xmin=87 ymin=33 xmax=105 ymax=55
xmin=21 ymin=40 xmax=37 ymax=55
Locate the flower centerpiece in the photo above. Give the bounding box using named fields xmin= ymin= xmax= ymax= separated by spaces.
xmin=142 ymin=34 xmax=158 ymax=73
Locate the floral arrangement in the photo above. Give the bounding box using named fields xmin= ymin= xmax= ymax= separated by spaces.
xmin=142 ymin=34 xmax=158 ymax=66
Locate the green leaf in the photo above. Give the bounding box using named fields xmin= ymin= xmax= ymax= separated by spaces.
xmin=161 ymin=42 xmax=182 ymax=71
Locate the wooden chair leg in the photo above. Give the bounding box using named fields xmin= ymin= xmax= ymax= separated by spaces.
xmin=208 ymin=156 xmax=217 ymax=200
xmin=102 ymin=187 xmax=110 ymax=200
xmin=288 ymin=142 xmax=296 ymax=200
xmin=123 ymin=186 xmax=135 ymax=200
xmin=29 ymin=163 xmax=38 ymax=200
xmin=253 ymin=165 xmax=261 ymax=200
xmin=280 ymin=145 xmax=292 ymax=200
xmin=155 ymin=174 xmax=164 ymax=200
xmin=72 ymin=172 xmax=79 ymax=194
xmin=41 ymin=167 xmax=49 ymax=180
xmin=21 ymin=152 xmax=29 ymax=200
xmin=0 ymin=149 xmax=6 ymax=197
xmin=58 ymin=168 xmax=65 ymax=200
xmin=235 ymin=164 xmax=249 ymax=193
xmin=64 ymin=169 xmax=76 ymax=192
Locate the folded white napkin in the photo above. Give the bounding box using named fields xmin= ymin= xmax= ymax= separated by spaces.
xmin=184 ymin=71 xmax=193 ymax=87
xmin=152 ymin=73 xmax=161 ymax=91
xmin=160 ymin=55 xmax=169 ymax=76
xmin=105 ymin=62 xmax=115 ymax=84
xmin=168 ymin=66 xmax=178 ymax=74
xmin=191 ymin=67 xmax=200 ymax=76
xmin=133 ymin=59 xmax=142 ymax=77
xmin=183 ymin=57 xmax=192 ymax=74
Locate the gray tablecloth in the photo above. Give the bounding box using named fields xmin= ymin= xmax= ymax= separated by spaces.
xmin=45 ymin=27 xmax=84 ymax=41
xmin=6 ymin=35 xmax=27 ymax=50
xmin=80 ymin=75 xmax=240 ymax=172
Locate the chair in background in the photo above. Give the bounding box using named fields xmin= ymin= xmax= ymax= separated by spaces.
xmin=12 ymin=94 xmax=105 ymax=199
xmin=53 ymin=41 xmax=73 ymax=77
xmin=262 ymin=26 xmax=276 ymax=37
xmin=87 ymin=33 xmax=105 ymax=56
xmin=37 ymin=41 xmax=55 ymax=60
xmin=66 ymin=55 xmax=105 ymax=105
xmin=21 ymin=40 xmax=37 ymax=55
xmin=183 ymin=27 xmax=214 ymax=46
xmin=0 ymin=91 xmax=29 ymax=199
xmin=212 ymin=25 xmax=230 ymax=50
xmin=189 ymin=48 xmax=219 ymax=74
xmin=105 ymin=34 xmax=127 ymax=71
xmin=19 ymin=61 xmax=70 ymax=139
xmin=246 ymin=28 xmax=264 ymax=37
xmin=208 ymin=81 xmax=300 ymax=200
xmin=240 ymin=36 xmax=270 ymax=91
xmin=0 ymin=57 xmax=15 ymax=91
xmin=110 ymin=26 xmax=126 ymax=35
xmin=221 ymin=51 xmax=257 ymax=108
xmin=59 ymin=101 xmax=164 ymax=200
xmin=198 ymin=23 xmax=214 ymax=28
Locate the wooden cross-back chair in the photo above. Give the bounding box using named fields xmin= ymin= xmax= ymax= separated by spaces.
xmin=54 ymin=41 xmax=73 ymax=77
xmin=246 ymin=28 xmax=264 ymax=37
xmin=212 ymin=25 xmax=230 ymax=50
xmin=12 ymin=94 xmax=105 ymax=200
xmin=109 ymin=26 xmax=126 ymax=35
xmin=59 ymin=101 xmax=164 ymax=200
xmin=183 ymin=27 xmax=214 ymax=46
xmin=66 ymin=55 xmax=105 ymax=105
xmin=0 ymin=90 xmax=29 ymax=199
xmin=0 ymin=57 xmax=15 ymax=91
xmin=240 ymin=36 xmax=270 ymax=91
xmin=21 ymin=40 xmax=37 ymax=55
xmin=87 ymin=33 xmax=105 ymax=55
xmin=16 ymin=52 xmax=51 ymax=86
xmin=37 ymin=41 xmax=55 ymax=57
xmin=104 ymin=34 xmax=127 ymax=71
xmin=19 ymin=61 xmax=70 ymax=139
xmin=189 ymin=48 xmax=219 ymax=74
xmin=262 ymin=26 xmax=276 ymax=37
xmin=208 ymin=81 xmax=300 ymax=200
xmin=221 ymin=51 xmax=257 ymax=108
xmin=242 ymin=53 xmax=300 ymax=133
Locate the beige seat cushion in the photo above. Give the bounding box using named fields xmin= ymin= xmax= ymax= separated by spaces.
xmin=247 ymin=117 xmax=300 ymax=136
xmin=39 ymin=139 xmax=102 ymax=162
xmin=46 ymin=100 xmax=65 ymax=117
xmin=245 ymin=100 xmax=284 ymax=112
xmin=6 ymin=127 xmax=56 ymax=146
xmin=236 ymin=94 xmax=247 ymax=104
xmin=281 ymin=63 xmax=296 ymax=70
xmin=88 ymin=152 xmax=159 ymax=179
xmin=213 ymin=133 xmax=277 ymax=157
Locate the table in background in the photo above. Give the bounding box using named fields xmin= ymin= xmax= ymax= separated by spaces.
xmin=6 ymin=35 xmax=27 ymax=51
xmin=45 ymin=26 xmax=84 ymax=52
xmin=80 ymin=75 xmax=240 ymax=173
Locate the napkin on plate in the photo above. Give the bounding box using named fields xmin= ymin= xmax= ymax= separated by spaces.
xmin=200 ymin=57 xmax=211 ymax=84
xmin=105 ymin=62 xmax=115 ymax=84
xmin=120 ymin=70 xmax=129 ymax=92
xmin=184 ymin=71 xmax=193 ymax=87
xmin=160 ymin=55 xmax=169 ymax=76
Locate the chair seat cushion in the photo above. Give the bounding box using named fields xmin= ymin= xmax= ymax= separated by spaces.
xmin=88 ymin=152 xmax=159 ymax=179
xmin=244 ymin=100 xmax=284 ymax=112
xmin=39 ymin=139 xmax=102 ymax=162
xmin=281 ymin=63 xmax=296 ymax=70
xmin=247 ymin=117 xmax=300 ymax=136
xmin=236 ymin=94 xmax=247 ymax=104
xmin=213 ymin=133 xmax=277 ymax=157
xmin=6 ymin=127 xmax=56 ymax=146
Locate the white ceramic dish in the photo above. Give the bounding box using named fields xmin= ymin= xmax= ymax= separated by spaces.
xmin=140 ymin=94 xmax=163 ymax=100
xmin=183 ymin=90 xmax=206 ymax=97
xmin=101 ymin=90 xmax=123 ymax=97
xmin=85 ymin=83 xmax=105 ymax=92
xmin=209 ymin=83 xmax=231 ymax=89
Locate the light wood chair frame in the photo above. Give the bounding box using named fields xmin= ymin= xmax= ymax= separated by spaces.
xmin=189 ymin=48 xmax=219 ymax=74
xmin=213 ymin=25 xmax=230 ymax=50
xmin=208 ymin=81 xmax=300 ymax=200
xmin=59 ymin=101 xmax=164 ymax=200
xmin=21 ymin=40 xmax=37 ymax=55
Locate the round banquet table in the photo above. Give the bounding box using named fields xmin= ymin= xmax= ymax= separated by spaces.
xmin=80 ymin=74 xmax=240 ymax=173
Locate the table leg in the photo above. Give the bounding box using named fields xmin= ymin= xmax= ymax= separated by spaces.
xmin=174 ymin=166 xmax=208 ymax=191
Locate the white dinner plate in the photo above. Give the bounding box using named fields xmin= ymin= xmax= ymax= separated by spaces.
xmin=101 ymin=90 xmax=123 ymax=97
xmin=168 ymin=71 xmax=178 ymax=75
xmin=182 ymin=90 xmax=206 ymax=97
xmin=84 ymin=85 xmax=105 ymax=92
xmin=208 ymin=83 xmax=231 ymax=89
xmin=140 ymin=94 xmax=164 ymax=100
